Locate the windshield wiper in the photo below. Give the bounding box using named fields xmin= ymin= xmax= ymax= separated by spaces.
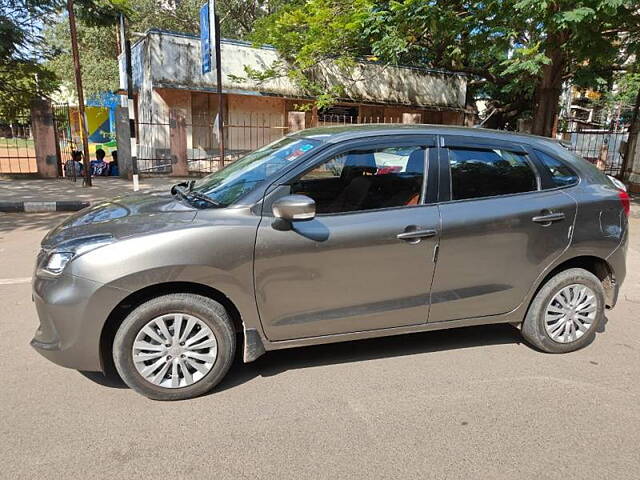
xmin=186 ymin=190 xmax=222 ymax=207
xmin=171 ymin=183 xmax=221 ymax=208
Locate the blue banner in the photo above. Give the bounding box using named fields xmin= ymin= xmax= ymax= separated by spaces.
xmin=200 ymin=2 xmax=211 ymax=74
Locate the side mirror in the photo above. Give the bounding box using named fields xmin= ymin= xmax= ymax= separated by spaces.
xmin=272 ymin=194 xmax=316 ymax=221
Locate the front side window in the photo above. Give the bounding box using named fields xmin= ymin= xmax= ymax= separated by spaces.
xmin=291 ymin=146 xmax=426 ymax=214
xmin=448 ymin=147 xmax=537 ymax=200
xmin=535 ymin=150 xmax=579 ymax=187
xmin=191 ymin=137 xmax=320 ymax=206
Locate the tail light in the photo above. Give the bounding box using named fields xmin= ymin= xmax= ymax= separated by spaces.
xmin=618 ymin=190 xmax=630 ymax=217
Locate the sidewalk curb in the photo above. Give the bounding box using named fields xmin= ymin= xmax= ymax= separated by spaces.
xmin=0 ymin=201 xmax=90 ymax=213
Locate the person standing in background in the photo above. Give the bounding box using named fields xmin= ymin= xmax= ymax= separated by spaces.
xmin=109 ymin=151 xmax=119 ymax=176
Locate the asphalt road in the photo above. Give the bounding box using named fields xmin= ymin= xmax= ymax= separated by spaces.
xmin=1 ymin=207 xmax=640 ymax=479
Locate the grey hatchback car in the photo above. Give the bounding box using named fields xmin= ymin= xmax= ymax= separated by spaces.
xmin=32 ymin=125 xmax=629 ymax=400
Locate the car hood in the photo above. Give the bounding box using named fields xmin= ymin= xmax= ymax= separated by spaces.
xmin=42 ymin=190 xmax=198 ymax=249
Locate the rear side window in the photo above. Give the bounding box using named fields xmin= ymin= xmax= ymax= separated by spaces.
xmin=535 ymin=150 xmax=579 ymax=188
xmin=448 ymin=148 xmax=537 ymax=200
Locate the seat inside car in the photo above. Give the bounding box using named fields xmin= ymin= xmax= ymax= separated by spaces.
xmin=379 ymin=149 xmax=424 ymax=207
xmin=330 ymin=152 xmax=378 ymax=212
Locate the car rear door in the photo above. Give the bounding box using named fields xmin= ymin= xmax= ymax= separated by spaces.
xmin=254 ymin=136 xmax=440 ymax=341
xmin=428 ymin=135 xmax=577 ymax=323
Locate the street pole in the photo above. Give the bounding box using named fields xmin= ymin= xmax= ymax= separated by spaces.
xmin=119 ymin=14 xmax=139 ymax=190
xmin=213 ymin=7 xmax=225 ymax=165
xmin=67 ymin=0 xmax=92 ymax=187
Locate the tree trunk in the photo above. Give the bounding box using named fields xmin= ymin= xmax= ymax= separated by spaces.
xmin=620 ymin=85 xmax=640 ymax=180
xmin=531 ymin=35 xmax=567 ymax=138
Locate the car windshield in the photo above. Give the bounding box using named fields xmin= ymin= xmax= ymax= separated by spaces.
xmin=190 ymin=137 xmax=320 ymax=207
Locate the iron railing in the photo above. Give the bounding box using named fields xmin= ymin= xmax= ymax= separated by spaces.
xmin=134 ymin=113 xmax=404 ymax=176
xmin=0 ymin=116 xmax=36 ymax=174
xmin=557 ymin=127 xmax=629 ymax=177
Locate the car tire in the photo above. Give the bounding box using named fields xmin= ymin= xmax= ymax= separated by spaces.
xmin=113 ymin=293 xmax=235 ymax=401
xmin=522 ymin=268 xmax=605 ymax=353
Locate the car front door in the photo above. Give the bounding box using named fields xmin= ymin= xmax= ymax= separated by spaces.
xmin=254 ymin=137 xmax=440 ymax=341
xmin=428 ymin=136 xmax=577 ymax=323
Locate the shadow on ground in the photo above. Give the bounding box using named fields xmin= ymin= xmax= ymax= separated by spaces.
xmin=0 ymin=212 xmax=68 ymax=234
xmin=82 ymin=323 xmax=523 ymax=395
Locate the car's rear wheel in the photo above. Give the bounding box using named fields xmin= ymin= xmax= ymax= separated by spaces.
xmin=113 ymin=293 xmax=235 ymax=400
xmin=522 ymin=268 xmax=605 ymax=353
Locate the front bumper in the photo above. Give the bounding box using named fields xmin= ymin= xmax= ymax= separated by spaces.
xmin=31 ymin=273 xmax=130 ymax=372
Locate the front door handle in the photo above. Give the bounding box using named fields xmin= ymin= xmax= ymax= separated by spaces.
xmin=397 ymin=229 xmax=437 ymax=241
xmin=532 ymin=212 xmax=565 ymax=223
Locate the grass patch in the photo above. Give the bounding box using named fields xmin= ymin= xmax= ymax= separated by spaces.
xmin=0 ymin=137 xmax=35 ymax=149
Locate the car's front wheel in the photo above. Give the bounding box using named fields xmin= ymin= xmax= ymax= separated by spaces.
xmin=522 ymin=268 xmax=606 ymax=353
xmin=113 ymin=293 xmax=235 ymax=400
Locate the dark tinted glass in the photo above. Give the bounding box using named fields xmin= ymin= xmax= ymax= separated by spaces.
xmin=448 ymin=148 xmax=537 ymax=200
xmin=535 ymin=150 xmax=578 ymax=187
xmin=291 ymin=146 xmax=425 ymax=214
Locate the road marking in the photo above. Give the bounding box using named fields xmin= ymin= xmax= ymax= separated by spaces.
xmin=0 ymin=277 xmax=32 ymax=285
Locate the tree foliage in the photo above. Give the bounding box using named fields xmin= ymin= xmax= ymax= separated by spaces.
xmin=252 ymin=0 xmax=640 ymax=134
xmin=44 ymin=0 xmax=290 ymax=98
xmin=0 ymin=0 xmax=63 ymax=118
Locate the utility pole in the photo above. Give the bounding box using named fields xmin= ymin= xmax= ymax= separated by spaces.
xmin=67 ymin=0 xmax=92 ymax=187
xmin=119 ymin=14 xmax=139 ymax=190
xmin=212 ymin=2 xmax=225 ymax=165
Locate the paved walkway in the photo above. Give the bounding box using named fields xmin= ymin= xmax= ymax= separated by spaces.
xmin=0 ymin=176 xmax=189 ymax=212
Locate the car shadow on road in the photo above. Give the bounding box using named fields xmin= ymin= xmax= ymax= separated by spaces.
xmin=214 ymin=323 xmax=523 ymax=394
xmin=80 ymin=323 xmax=523 ymax=394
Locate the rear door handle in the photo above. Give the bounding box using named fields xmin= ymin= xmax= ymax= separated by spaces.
xmin=532 ymin=212 xmax=565 ymax=223
xmin=397 ymin=229 xmax=438 ymax=241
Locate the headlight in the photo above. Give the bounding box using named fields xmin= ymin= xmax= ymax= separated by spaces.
xmin=44 ymin=252 xmax=74 ymax=274
xmin=37 ymin=235 xmax=115 ymax=277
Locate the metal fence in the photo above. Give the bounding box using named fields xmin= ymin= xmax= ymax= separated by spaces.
xmin=52 ymin=104 xmax=77 ymax=180
xmin=135 ymin=113 xmax=404 ymax=176
xmin=557 ymin=128 xmax=629 ymax=177
xmin=0 ymin=116 xmax=37 ymax=174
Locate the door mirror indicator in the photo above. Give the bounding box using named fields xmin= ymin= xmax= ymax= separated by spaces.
xmin=272 ymin=195 xmax=316 ymax=221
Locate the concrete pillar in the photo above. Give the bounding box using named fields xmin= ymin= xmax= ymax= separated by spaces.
xmin=30 ymin=99 xmax=58 ymax=178
xmin=170 ymin=109 xmax=189 ymax=177
xmin=626 ymin=133 xmax=640 ymax=193
xmin=115 ymin=106 xmax=131 ymax=178
xmin=287 ymin=111 xmax=306 ymax=132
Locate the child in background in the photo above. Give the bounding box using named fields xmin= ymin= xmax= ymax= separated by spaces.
xmin=90 ymin=149 xmax=109 ymax=176
xmin=65 ymin=150 xmax=83 ymax=178
xmin=109 ymin=151 xmax=119 ymax=176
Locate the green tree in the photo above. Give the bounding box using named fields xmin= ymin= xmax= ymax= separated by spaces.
xmin=44 ymin=0 xmax=291 ymax=97
xmin=0 ymin=0 xmax=62 ymax=118
xmin=45 ymin=16 xmax=121 ymax=98
xmin=252 ymin=0 xmax=640 ymax=135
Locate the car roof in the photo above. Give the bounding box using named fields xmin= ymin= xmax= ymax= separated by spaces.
xmin=290 ymin=123 xmax=562 ymax=149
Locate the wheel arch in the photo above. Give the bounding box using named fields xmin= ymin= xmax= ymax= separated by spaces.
xmin=533 ymin=255 xmax=616 ymax=309
xmin=99 ymin=281 xmax=244 ymax=375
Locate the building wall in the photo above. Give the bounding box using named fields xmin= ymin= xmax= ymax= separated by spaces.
xmin=136 ymin=89 xmax=466 ymax=165
xmin=227 ymin=95 xmax=285 ymax=152
xmin=125 ymin=30 xmax=467 ymax=110
xmin=128 ymin=30 xmax=469 ymax=168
